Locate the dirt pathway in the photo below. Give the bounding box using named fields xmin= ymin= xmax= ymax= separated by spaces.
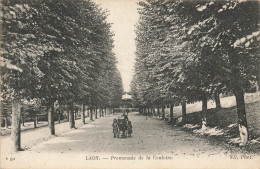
xmin=0 ymin=117 xmax=93 ymax=152
xmin=1 ymin=112 xmax=259 ymax=169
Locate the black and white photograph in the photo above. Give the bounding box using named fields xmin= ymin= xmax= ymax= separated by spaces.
xmin=0 ymin=0 xmax=260 ymax=168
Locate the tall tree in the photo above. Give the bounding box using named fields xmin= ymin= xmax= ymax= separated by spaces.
xmin=1 ymin=0 xmax=123 ymax=150
xmin=132 ymin=0 xmax=259 ymax=145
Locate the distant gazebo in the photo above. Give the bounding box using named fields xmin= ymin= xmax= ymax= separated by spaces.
xmin=122 ymin=93 xmax=132 ymax=100
xmin=121 ymin=93 xmax=132 ymax=109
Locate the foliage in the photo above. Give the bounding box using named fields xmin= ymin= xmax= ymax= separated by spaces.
xmin=1 ymin=0 xmax=124 ymax=115
xmin=132 ymin=0 xmax=259 ymax=107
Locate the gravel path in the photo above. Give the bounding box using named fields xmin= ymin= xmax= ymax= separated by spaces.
xmin=1 ymin=112 xmax=259 ymax=169
xmin=0 ymin=117 xmax=93 ymax=152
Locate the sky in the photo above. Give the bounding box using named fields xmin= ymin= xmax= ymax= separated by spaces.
xmin=93 ymin=0 xmax=139 ymax=92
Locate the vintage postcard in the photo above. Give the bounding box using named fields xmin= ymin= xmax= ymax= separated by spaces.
xmin=1 ymin=0 xmax=260 ymax=168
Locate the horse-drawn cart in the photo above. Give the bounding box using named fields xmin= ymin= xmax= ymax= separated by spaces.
xmin=113 ymin=116 xmax=132 ymax=138
xmin=116 ymin=118 xmax=128 ymax=138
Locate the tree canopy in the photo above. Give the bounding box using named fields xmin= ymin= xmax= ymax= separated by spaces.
xmin=1 ymin=0 xmax=124 ymax=150
xmin=132 ymin=0 xmax=259 ymax=145
xmin=1 ymin=0 xmax=124 ymax=109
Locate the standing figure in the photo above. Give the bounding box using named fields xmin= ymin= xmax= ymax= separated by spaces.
xmin=112 ymin=119 xmax=119 ymax=138
xmin=127 ymin=121 xmax=133 ymax=137
xmin=121 ymin=112 xmax=128 ymax=137
xmin=125 ymin=108 xmax=130 ymax=116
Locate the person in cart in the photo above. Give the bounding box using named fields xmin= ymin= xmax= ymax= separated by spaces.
xmin=121 ymin=111 xmax=129 ymax=121
xmin=125 ymin=108 xmax=130 ymax=116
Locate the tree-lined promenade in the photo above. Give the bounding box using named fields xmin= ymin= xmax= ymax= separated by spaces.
xmin=1 ymin=0 xmax=260 ymax=158
xmin=1 ymin=0 xmax=124 ymax=152
xmin=1 ymin=112 xmax=251 ymax=169
xmin=131 ymin=0 xmax=260 ymax=145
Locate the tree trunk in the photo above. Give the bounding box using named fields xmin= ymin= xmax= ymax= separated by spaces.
xmin=162 ymin=106 xmax=165 ymax=120
xmin=95 ymin=107 xmax=98 ymax=119
xmin=105 ymin=108 xmax=107 ymax=116
xmin=74 ymin=110 xmax=77 ymax=120
xmin=58 ymin=113 xmax=61 ymax=123
xmin=90 ymin=107 xmax=93 ymax=121
xmin=157 ymin=107 xmax=160 ymax=118
xmin=99 ymin=108 xmax=102 ymax=118
xmin=214 ymin=92 xmax=221 ymax=109
xmin=21 ymin=115 xmax=25 ymax=126
xmin=229 ymin=49 xmax=249 ymax=145
xmin=201 ymin=95 xmax=207 ymax=130
xmin=82 ymin=103 xmax=85 ymax=124
xmin=48 ymin=103 xmax=55 ymax=135
xmin=4 ymin=116 xmax=8 ymax=129
xmin=67 ymin=111 xmax=69 ymax=121
xmin=182 ymin=101 xmax=186 ymax=125
xmin=87 ymin=108 xmax=89 ymax=117
xmin=60 ymin=109 xmax=64 ymax=122
xmin=234 ymin=88 xmax=248 ymax=145
xmin=170 ymin=104 xmax=174 ymax=123
xmin=256 ymin=81 xmax=259 ymax=92
xmin=11 ymin=96 xmax=21 ymax=152
xmin=256 ymin=61 xmax=260 ymax=92
xmin=34 ymin=115 xmax=37 ymax=128
xmin=69 ymin=105 xmax=75 ymax=128
xmin=101 ymin=108 xmax=104 ymax=117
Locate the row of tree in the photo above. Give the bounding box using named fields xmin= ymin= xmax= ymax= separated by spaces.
xmin=131 ymin=0 xmax=259 ymax=145
xmin=1 ymin=0 xmax=124 ymax=152
xmin=1 ymin=100 xmax=114 ymax=129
